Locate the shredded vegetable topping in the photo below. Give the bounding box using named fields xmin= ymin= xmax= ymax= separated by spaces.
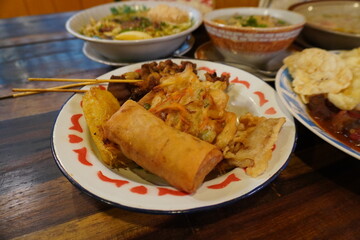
xmin=144 ymin=65 xmax=230 ymax=143
xmin=80 ymin=4 xmax=193 ymax=40
xmin=104 ymin=60 xmax=286 ymax=177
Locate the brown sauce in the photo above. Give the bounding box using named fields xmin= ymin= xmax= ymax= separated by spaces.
xmin=307 ymin=94 xmax=360 ymax=152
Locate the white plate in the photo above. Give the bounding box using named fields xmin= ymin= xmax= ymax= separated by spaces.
xmin=52 ymin=59 xmax=296 ymax=214
xmin=82 ymin=35 xmax=195 ymax=66
xmin=275 ymin=66 xmax=360 ymax=160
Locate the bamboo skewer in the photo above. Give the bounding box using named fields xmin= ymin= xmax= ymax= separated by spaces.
xmin=1 ymin=77 xmax=142 ymax=100
xmin=28 ymin=78 xmax=142 ymax=83
xmin=1 ymin=82 xmax=93 ymax=100
xmin=12 ymin=88 xmax=88 ymax=93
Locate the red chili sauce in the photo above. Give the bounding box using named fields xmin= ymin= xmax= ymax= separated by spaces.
xmin=307 ymin=94 xmax=360 ymax=152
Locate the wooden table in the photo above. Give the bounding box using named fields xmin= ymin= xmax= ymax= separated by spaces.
xmin=1 ymin=12 xmax=359 ymax=240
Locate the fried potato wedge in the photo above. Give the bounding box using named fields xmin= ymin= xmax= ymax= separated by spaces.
xmin=82 ymin=87 xmax=131 ymax=168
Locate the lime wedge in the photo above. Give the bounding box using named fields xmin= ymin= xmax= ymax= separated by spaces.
xmin=115 ymin=31 xmax=153 ymax=40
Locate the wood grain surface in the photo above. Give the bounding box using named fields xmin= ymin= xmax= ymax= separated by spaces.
xmin=0 ymin=11 xmax=359 ymax=240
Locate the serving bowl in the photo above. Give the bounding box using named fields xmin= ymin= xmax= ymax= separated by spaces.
xmin=66 ymin=1 xmax=202 ymax=62
xmin=203 ymin=7 xmax=305 ymax=68
xmin=289 ymin=0 xmax=360 ymax=50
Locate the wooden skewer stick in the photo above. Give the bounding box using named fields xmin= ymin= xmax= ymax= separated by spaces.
xmin=12 ymin=88 xmax=88 ymax=93
xmin=0 ymin=82 xmax=95 ymax=100
xmin=0 ymin=77 xmax=142 ymax=100
xmin=28 ymin=78 xmax=142 ymax=83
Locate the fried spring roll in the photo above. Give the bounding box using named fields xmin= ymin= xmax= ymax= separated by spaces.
xmin=104 ymin=100 xmax=223 ymax=193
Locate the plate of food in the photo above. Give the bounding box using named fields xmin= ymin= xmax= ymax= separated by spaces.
xmin=275 ymin=47 xmax=360 ymax=159
xmin=52 ymin=59 xmax=296 ymax=214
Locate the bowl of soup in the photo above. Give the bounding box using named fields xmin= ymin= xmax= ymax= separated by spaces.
xmin=203 ymin=7 xmax=305 ymax=68
xmin=289 ymin=0 xmax=360 ymax=50
xmin=66 ymin=1 xmax=202 ymax=62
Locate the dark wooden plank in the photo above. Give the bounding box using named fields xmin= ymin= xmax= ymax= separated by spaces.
xmin=0 ymin=177 xmax=114 ymax=239
xmin=0 ymin=111 xmax=62 ymax=192
xmin=0 ymin=111 xmax=109 ymax=239
xmin=0 ymin=12 xmax=76 ymax=47
xmin=0 ymin=38 xmax=81 ymax=65
xmin=183 ymin=165 xmax=360 ymax=240
xmin=0 ymin=39 xmax=113 ymax=85
xmin=0 ymin=91 xmax=75 ymax=121
xmin=0 ymin=37 xmax=114 ymax=121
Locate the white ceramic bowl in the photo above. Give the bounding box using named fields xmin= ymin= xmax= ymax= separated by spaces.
xmin=203 ymin=8 xmax=305 ymax=68
xmin=289 ymin=0 xmax=360 ymax=50
xmin=66 ymin=1 xmax=202 ymax=62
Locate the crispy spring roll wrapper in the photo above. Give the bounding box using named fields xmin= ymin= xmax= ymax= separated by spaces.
xmin=104 ymin=100 xmax=224 ymax=193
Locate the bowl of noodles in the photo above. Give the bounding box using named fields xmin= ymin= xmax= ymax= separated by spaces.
xmin=66 ymin=1 xmax=202 ymax=62
xmin=203 ymin=7 xmax=305 ymax=68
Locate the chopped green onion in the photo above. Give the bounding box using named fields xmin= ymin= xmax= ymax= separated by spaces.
xmin=143 ymin=103 xmax=151 ymax=110
xmin=110 ymin=7 xmax=120 ymax=15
